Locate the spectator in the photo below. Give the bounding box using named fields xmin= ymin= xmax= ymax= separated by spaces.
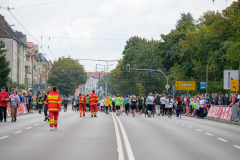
xmin=211 ymin=93 xmax=215 ymax=105
xmin=10 ymin=90 xmax=20 ymax=122
xmin=0 ymin=86 xmax=10 ymax=122
xmin=218 ymin=92 xmax=226 ymax=105
xmin=225 ymin=94 xmax=230 ymax=105
xmin=205 ymin=94 xmax=210 ymax=109
xmin=214 ymin=93 xmax=219 ymax=105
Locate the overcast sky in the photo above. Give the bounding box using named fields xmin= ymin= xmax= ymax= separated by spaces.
xmin=0 ymin=0 xmax=236 ymax=72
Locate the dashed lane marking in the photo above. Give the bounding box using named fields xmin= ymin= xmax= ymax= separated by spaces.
xmin=41 ymin=122 xmax=45 ymax=124
xmin=233 ymin=145 xmax=240 ymax=149
xmin=218 ymin=138 xmax=228 ymax=142
xmin=195 ymin=129 xmax=202 ymax=132
xmin=0 ymin=135 xmax=9 ymax=140
xmin=181 ymin=124 xmax=185 ymax=125
xmin=35 ymin=124 xmax=40 ymax=126
xmin=188 ymin=126 xmax=193 ymax=128
xmin=25 ymin=127 xmax=32 ymax=129
xmin=175 ymin=122 xmax=179 ymax=123
xmin=205 ymin=133 xmax=214 ymax=136
xmin=14 ymin=131 xmax=22 ymax=134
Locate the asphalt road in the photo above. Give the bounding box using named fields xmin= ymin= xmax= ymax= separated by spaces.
xmin=0 ymin=105 xmax=240 ymax=160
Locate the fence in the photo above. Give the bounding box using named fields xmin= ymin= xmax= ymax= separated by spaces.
xmin=6 ymin=103 xmax=28 ymax=116
xmin=207 ymin=104 xmax=239 ymax=121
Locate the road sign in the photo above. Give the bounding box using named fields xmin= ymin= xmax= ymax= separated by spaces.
xmin=98 ymin=89 xmax=101 ymax=93
xmin=231 ymin=80 xmax=239 ymax=92
xmin=223 ymin=70 xmax=239 ymax=90
xmin=150 ymin=70 xmax=153 ymax=73
xmin=175 ymin=81 xmax=196 ymax=90
xmin=200 ymin=82 xmax=206 ymax=89
xmin=165 ymin=84 xmax=170 ymax=89
xmin=28 ymin=86 xmax=32 ymax=90
xmin=6 ymin=81 xmax=10 ymax=88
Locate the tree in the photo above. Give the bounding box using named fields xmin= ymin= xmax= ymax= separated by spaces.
xmin=48 ymin=56 xmax=87 ymax=95
xmin=0 ymin=40 xmax=11 ymax=88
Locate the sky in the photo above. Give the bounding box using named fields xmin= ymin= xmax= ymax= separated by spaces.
xmin=0 ymin=0 xmax=236 ymax=72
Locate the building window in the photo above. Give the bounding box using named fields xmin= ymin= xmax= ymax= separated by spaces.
xmin=0 ymin=42 xmax=6 ymax=49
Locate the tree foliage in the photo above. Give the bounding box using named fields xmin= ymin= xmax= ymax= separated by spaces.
xmin=110 ymin=1 xmax=240 ymax=95
xmin=0 ymin=40 xmax=11 ymax=88
xmin=48 ymin=56 xmax=87 ymax=95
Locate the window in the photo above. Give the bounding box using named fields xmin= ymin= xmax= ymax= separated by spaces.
xmin=0 ymin=42 xmax=6 ymax=49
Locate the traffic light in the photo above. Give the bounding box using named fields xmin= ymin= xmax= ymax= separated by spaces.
xmin=126 ymin=64 xmax=130 ymax=71
xmin=166 ymin=91 xmax=168 ymax=95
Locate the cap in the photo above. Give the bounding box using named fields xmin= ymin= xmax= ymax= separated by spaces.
xmin=1 ymin=86 xmax=6 ymax=89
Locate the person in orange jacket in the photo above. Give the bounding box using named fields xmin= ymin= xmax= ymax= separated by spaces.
xmin=79 ymin=93 xmax=87 ymax=117
xmin=89 ymin=90 xmax=98 ymax=117
xmin=44 ymin=86 xmax=62 ymax=131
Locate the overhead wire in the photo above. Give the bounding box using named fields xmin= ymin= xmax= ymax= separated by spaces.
xmin=7 ymin=10 xmax=57 ymax=59
xmin=13 ymin=0 xmax=69 ymax=9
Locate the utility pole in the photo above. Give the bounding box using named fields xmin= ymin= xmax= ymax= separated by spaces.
xmin=45 ymin=61 xmax=48 ymax=92
xmin=206 ymin=64 xmax=208 ymax=94
xmin=17 ymin=40 xmax=20 ymax=89
xmin=106 ymin=61 xmax=108 ymax=96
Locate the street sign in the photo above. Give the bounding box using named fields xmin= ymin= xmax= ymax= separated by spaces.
xmin=231 ymin=80 xmax=239 ymax=92
xmin=28 ymin=86 xmax=32 ymax=90
xmin=98 ymin=89 xmax=101 ymax=93
xmin=223 ymin=70 xmax=239 ymax=90
xmin=165 ymin=84 xmax=170 ymax=89
xmin=175 ymin=81 xmax=196 ymax=90
xmin=150 ymin=70 xmax=153 ymax=73
xmin=200 ymin=82 xmax=206 ymax=89
xmin=6 ymin=81 xmax=10 ymax=88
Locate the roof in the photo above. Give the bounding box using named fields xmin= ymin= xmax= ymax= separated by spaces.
xmin=87 ymin=72 xmax=109 ymax=78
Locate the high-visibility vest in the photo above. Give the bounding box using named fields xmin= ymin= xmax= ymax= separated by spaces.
xmin=44 ymin=91 xmax=62 ymax=112
xmin=79 ymin=96 xmax=86 ymax=104
xmin=89 ymin=93 xmax=98 ymax=105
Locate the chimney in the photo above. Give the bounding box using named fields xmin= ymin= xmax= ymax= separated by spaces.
xmin=0 ymin=14 xmax=4 ymax=27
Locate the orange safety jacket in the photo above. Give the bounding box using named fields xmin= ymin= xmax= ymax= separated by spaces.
xmin=89 ymin=93 xmax=98 ymax=105
xmin=79 ymin=96 xmax=86 ymax=104
xmin=44 ymin=91 xmax=62 ymax=112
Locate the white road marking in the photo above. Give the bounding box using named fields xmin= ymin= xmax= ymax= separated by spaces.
xmin=218 ymin=138 xmax=228 ymax=142
xmin=41 ymin=122 xmax=45 ymax=124
xmin=35 ymin=135 xmax=39 ymax=136
xmin=181 ymin=124 xmax=185 ymax=125
xmin=233 ymin=145 xmax=240 ymax=149
xmin=195 ymin=129 xmax=202 ymax=132
xmin=14 ymin=131 xmax=22 ymax=134
xmin=188 ymin=126 xmax=193 ymax=128
xmin=35 ymin=124 xmax=40 ymax=126
xmin=175 ymin=122 xmax=179 ymax=123
xmin=25 ymin=127 xmax=32 ymax=129
xmin=111 ymin=113 xmax=124 ymax=160
xmin=205 ymin=133 xmax=214 ymax=136
xmin=0 ymin=135 xmax=9 ymax=139
xmin=116 ymin=116 xmax=135 ymax=160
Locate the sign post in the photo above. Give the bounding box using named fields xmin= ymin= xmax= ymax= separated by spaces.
xmin=200 ymin=82 xmax=206 ymax=89
xmin=175 ymin=81 xmax=196 ymax=91
xmin=6 ymin=81 xmax=10 ymax=93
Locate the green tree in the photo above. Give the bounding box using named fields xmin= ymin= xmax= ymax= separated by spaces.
xmin=0 ymin=40 xmax=11 ymax=88
xmin=48 ymin=56 xmax=87 ymax=95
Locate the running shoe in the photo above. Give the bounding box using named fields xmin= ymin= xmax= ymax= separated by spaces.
xmin=50 ymin=127 xmax=54 ymax=131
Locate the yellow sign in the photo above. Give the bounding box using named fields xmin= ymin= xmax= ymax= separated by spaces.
xmin=231 ymin=80 xmax=239 ymax=92
xmin=175 ymin=81 xmax=196 ymax=91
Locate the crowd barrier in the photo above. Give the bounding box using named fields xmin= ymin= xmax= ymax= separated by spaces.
xmin=207 ymin=104 xmax=239 ymax=121
xmin=6 ymin=103 xmax=28 ymax=117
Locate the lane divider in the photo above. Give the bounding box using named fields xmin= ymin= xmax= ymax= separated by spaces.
xmin=25 ymin=127 xmax=32 ymax=129
xmin=115 ymin=116 xmax=135 ymax=160
xmin=14 ymin=131 xmax=22 ymax=134
xmin=217 ymin=138 xmax=228 ymax=142
xmin=205 ymin=133 xmax=214 ymax=136
xmin=0 ymin=135 xmax=9 ymax=140
xmin=233 ymin=145 xmax=240 ymax=150
xmin=195 ymin=129 xmax=202 ymax=132
xmin=111 ymin=113 xmax=124 ymax=160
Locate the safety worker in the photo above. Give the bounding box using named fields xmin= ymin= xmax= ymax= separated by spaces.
xmin=38 ymin=94 xmax=44 ymax=114
xmin=44 ymin=86 xmax=62 ymax=131
xmin=89 ymin=90 xmax=98 ymax=117
xmin=79 ymin=93 xmax=87 ymax=117
xmin=43 ymin=86 xmax=52 ymax=121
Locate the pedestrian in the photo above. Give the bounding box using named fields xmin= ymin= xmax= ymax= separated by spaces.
xmin=9 ymin=90 xmax=20 ymax=122
xmin=38 ymin=94 xmax=44 ymax=114
xmin=160 ymin=94 xmax=166 ymax=116
xmin=89 ymin=90 xmax=98 ymax=117
xmin=131 ymin=95 xmax=138 ymax=117
xmin=44 ymin=86 xmax=52 ymax=121
xmin=44 ymin=86 xmax=62 ymax=130
xmin=146 ymin=93 xmax=154 ymax=117
xmin=218 ymin=92 xmax=226 ymax=105
xmin=120 ymin=95 xmax=124 ymax=114
xmin=154 ymin=94 xmax=161 ymax=116
xmin=225 ymin=94 xmax=230 ymax=105
xmin=167 ymin=95 xmax=174 ymax=118
xmin=137 ymin=96 xmax=143 ymax=115
xmin=176 ymin=96 xmax=183 ymax=119
xmin=211 ymin=94 xmax=215 ymax=105
xmin=79 ymin=93 xmax=87 ymax=117
xmin=100 ymin=96 xmax=105 ymax=112
xmin=205 ymin=94 xmax=210 ymax=110
xmin=199 ymin=95 xmax=205 ymax=118
xmin=0 ymin=86 xmax=10 ymax=122
xmin=75 ymin=96 xmax=80 ymax=112
xmin=86 ymin=94 xmax=90 ymax=112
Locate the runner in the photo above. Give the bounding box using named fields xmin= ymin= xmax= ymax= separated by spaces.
xmin=137 ymin=96 xmax=143 ymax=115
xmin=146 ymin=93 xmax=154 ymax=117
xmin=86 ymin=94 xmax=90 ymax=112
xmin=131 ymin=95 xmax=138 ymax=117
xmin=100 ymin=97 xmax=105 ymax=112
xmin=114 ymin=94 xmax=122 ymax=116
xmin=168 ymin=95 xmax=174 ymax=119
xmin=160 ymin=94 xmax=166 ymax=116
xmin=124 ymin=95 xmax=130 ymax=115
xmin=104 ymin=96 xmax=110 ymax=114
